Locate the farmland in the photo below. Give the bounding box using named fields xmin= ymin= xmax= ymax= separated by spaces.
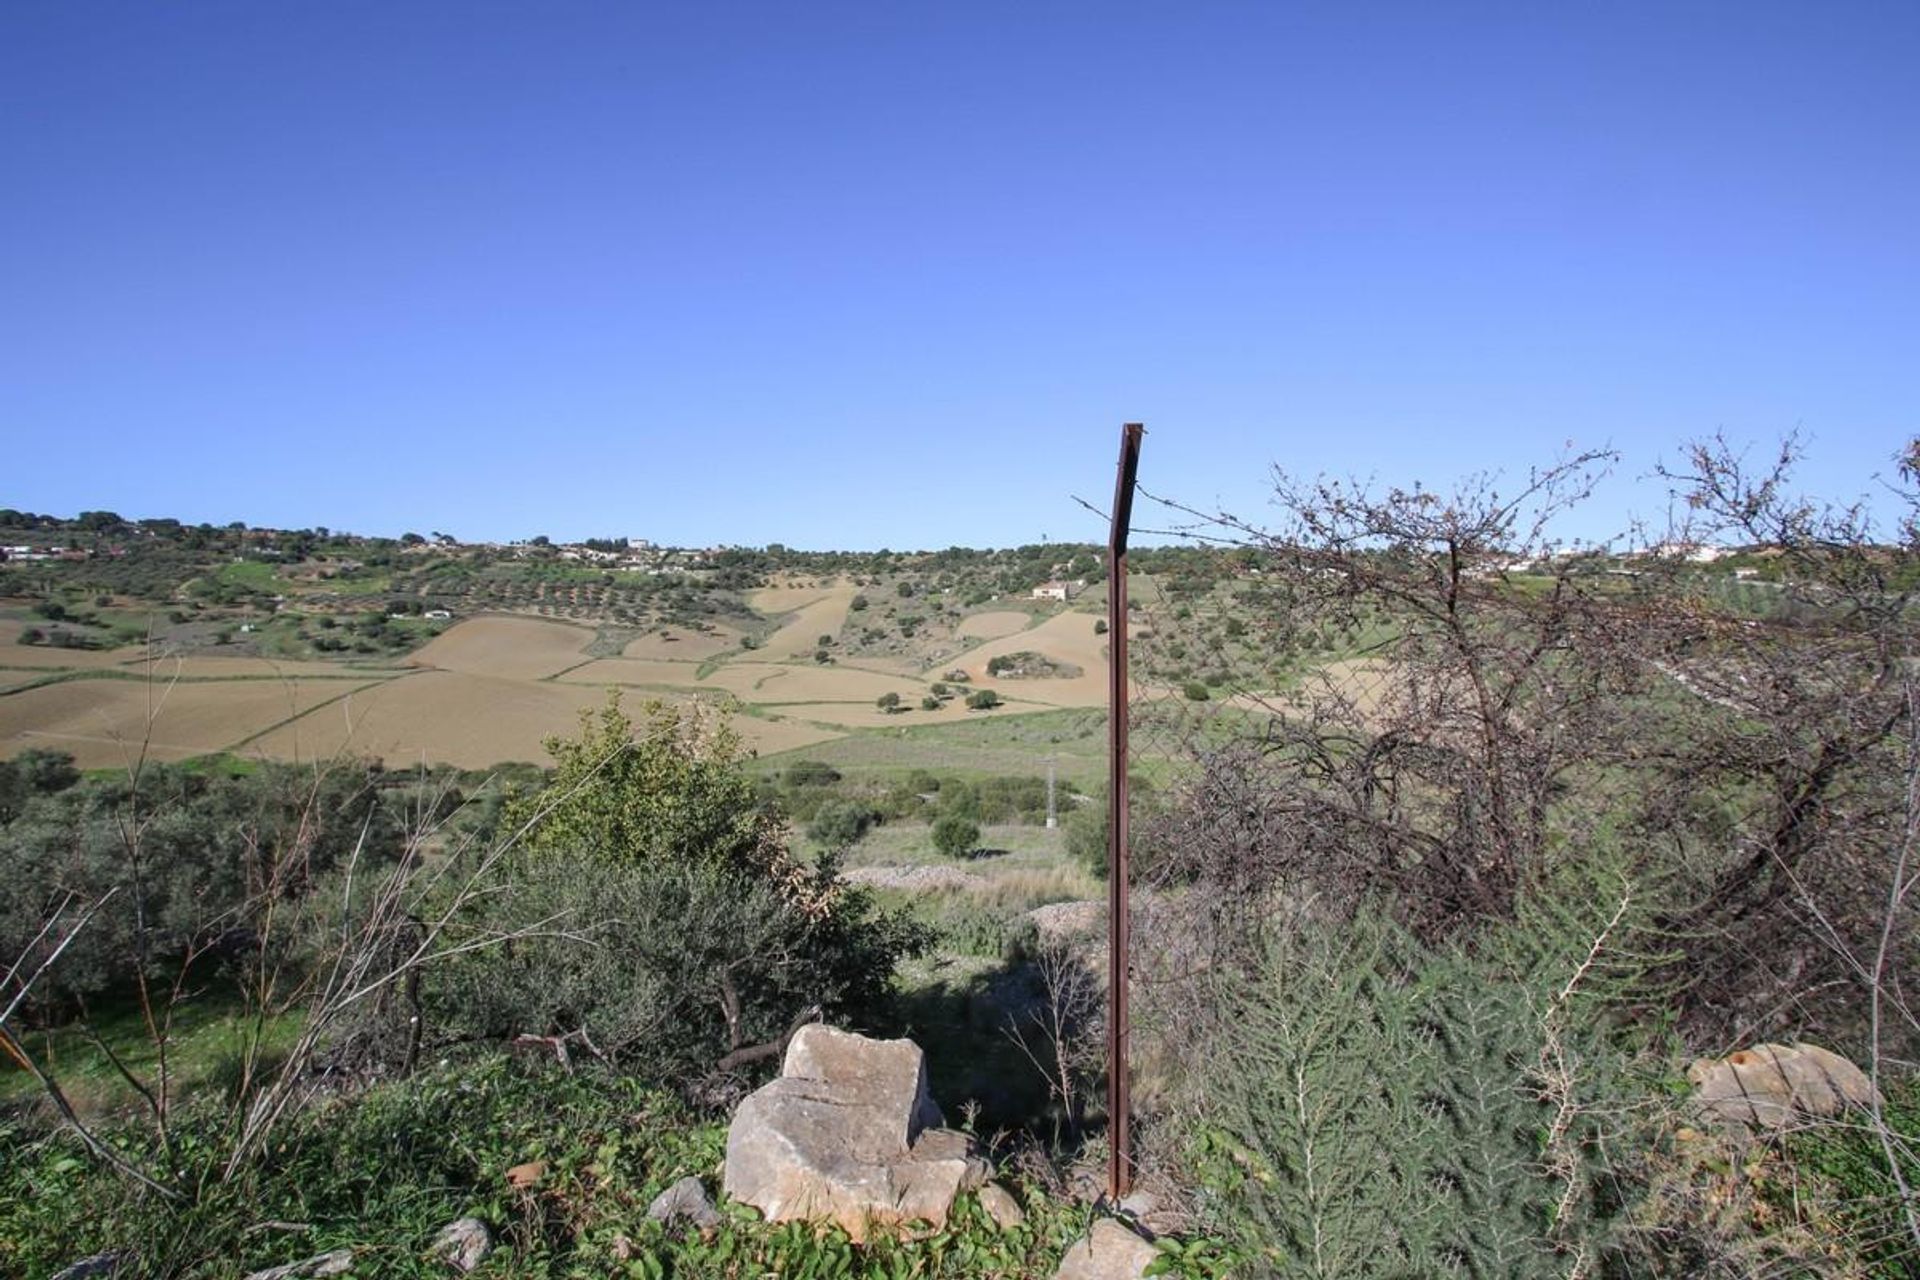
xmin=0 ymin=551 xmax=1150 ymax=776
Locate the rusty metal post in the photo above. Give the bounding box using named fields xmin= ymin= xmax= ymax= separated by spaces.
xmin=1106 ymin=422 xmax=1143 ymax=1201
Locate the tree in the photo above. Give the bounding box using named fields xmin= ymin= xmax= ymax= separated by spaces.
xmin=932 ymin=815 xmax=980 ymax=859
xmin=966 ymin=689 xmax=1002 ymax=711
xmin=919 ymin=696 xmax=940 ymax=712
xmin=505 ymin=695 xmax=783 ymax=874
xmin=400 ymin=532 xmax=425 ymax=546
xmin=876 ymin=692 xmax=902 ymax=714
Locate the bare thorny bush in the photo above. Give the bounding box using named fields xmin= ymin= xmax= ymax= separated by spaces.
xmin=1123 ymin=435 xmax=1920 ymax=1266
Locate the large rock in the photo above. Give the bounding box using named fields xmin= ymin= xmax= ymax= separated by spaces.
xmin=1054 ymin=1218 xmax=1160 ymax=1280
xmin=430 ymin=1217 xmax=492 ymax=1272
xmin=1688 ymin=1041 xmax=1881 ymax=1130
xmin=722 ymin=1025 xmax=988 ymax=1240
xmin=241 ymin=1251 xmax=354 ymax=1280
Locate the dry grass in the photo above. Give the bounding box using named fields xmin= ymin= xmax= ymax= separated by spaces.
xmin=406 ymin=615 xmax=594 ymax=680
xmin=0 ymin=675 xmax=383 ymax=768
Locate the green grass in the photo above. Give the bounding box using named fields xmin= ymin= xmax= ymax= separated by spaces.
xmin=1 ymin=1054 xmax=1233 ymax=1278
xmin=0 ymin=990 xmax=301 ymax=1115
xmin=756 ymin=707 xmax=1110 ymax=781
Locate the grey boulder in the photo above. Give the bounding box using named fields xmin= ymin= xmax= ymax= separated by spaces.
xmin=722 ymin=1024 xmax=988 ymax=1240
xmin=241 ymin=1250 xmax=354 ymax=1280
xmin=1688 ymin=1041 xmax=1880 ymax=1130
xmin=430 ymin=1217 xmax=492 ymax=1272
xmin=1054 ymin=1218 xmax=1160 ymax=1280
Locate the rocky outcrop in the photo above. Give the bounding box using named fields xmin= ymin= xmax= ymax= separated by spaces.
xmin=722 ymin=1025 xmax=989 ymax=1240
xmin=1688 ymin=1041 xmax=1881 ymax=1130
xmin=1054 ymin=1218 xmax=1160 ymax=1280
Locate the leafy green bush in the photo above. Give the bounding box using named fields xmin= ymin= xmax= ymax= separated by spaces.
xmin=808 ymin=799 xmax=879 ymax=848
xmin=427 ymin=697 xmax=926 ymax=1084
xmin=932 ymin=816 xmax=979 ymax=859
xmin=0 ymin=759 xmax=402 ymax=1007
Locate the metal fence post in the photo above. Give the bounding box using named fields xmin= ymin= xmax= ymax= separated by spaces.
xmin=1106 ymin=422 xmax=1143 ymax=1201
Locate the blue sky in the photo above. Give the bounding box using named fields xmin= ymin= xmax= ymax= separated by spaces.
xmin=4 ymin=2 xmax=1915 ymax=548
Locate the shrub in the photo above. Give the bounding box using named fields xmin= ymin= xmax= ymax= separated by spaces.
xmin=932 ymin=815 xmax=980 ymax=859
xmin=784 ymin=759 xmax=843 ymax=788
xmin=506 ymin=698 xmax=781 ymax=871
xmin=808 ymin=799 xmax=878 ymax=848
xmin=1183 ymin=680 xmax=1210 ymax=701
xmin=451 ymin=697 xmax=925 ymax=1082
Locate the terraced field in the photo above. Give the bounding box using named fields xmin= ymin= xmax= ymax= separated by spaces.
xmin=1 ymin=578 xmax=1136 ymax=771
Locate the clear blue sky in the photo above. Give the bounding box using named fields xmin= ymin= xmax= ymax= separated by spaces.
xmin=4 ymin=2 xmax=1915 ymax=548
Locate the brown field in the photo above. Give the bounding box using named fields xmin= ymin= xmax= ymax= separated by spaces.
xmin=0 ymin=676 xmax=383 ymax=769
xmin=0 ymin=617 xmax=146 ymax=669
xmin=406 ymin=615 xmax=593 ymax=681
xmin=957 ymin=610 xmax=1034 ymax=641
xmin=620 ymin=625 xmax=739 ymax=661
xmin=728 ymin=715 xmax=847 ymax=756
xmin=748 ymin=581 xmax=842 ymax=614
xmin=137 ymin=655 xmax=407 ymax=680
xmin=752 ymin=584 xmax=858 ymax=657
xmin=244 ymin=671 xmax=618 ymax=767
xmin=698 ymin=662 xmax=927 ymax=703
xmin=950 ymin=611 xmax=1116 ymax=707
xmin=558 ymin=658 xmax=713 ymax=690
xmin=248 ymin=671 xmax=842 ymax=767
